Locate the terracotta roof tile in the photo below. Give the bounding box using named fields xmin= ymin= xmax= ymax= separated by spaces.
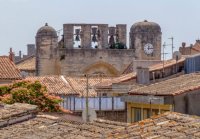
xmin=0 ymin=103 xmax=37 ymax=118
xmin=24 ymin=76 xmax=110 ymax=97
xmin=192 ymin=42 xmax=200 ymax=52
xmin=129 ymin=73 xmax=200 ymax=96
xmin=0 ymin=103 xmax=38 ymax=127
xmin=97 ymin=58 xmax=185 ymax=89
xmin=106 ymin=112 xmax=200 ymax=138
xmin=149 ymin=57 xmax=185 ymax=72
xmin=25 ymin=76 xmax=78 ymax=96
xmin=0 ymin=56 xmax=22 ymax=80
xmin=0 ymin=112 xmax=129 ymax=138
xmin=122 ymin=58 xmax=185 ymax=74
xmin=95 ymin=72 xmax=136 ymax=89
xmin=64 ymin=76 xmax=111 ymax=97
xmin=16 ymin=56 xmax=35 ymax=71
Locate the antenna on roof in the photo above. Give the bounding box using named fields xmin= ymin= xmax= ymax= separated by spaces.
xmin=162 ymin=42 xmax=169 ymax=77
xmin=168 ymin=37 xmax=174 ymax=59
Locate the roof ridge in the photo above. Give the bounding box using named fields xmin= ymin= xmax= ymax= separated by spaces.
xmin=0 ymin=56 xmax=9 ymax=58
xmin=0 ymin=56 xmax=22 ymax=80
xmin=63 ymin=76 xmax=80 ymax=95
xmin=15 ymin=55 xmax=35 ymax=64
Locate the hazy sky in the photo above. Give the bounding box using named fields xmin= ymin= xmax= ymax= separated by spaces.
xmin=0 ymin=0 xmax=200 ymax=59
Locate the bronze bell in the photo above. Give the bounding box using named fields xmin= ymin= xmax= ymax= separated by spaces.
xmin=92 ymin=35 xmax=97 ymax=42
xmin=109 ymin=35 xmax=115 ymax=45
xmin=92 ymin=27 xmax=98 ymax=42
xmin=75 ymin=35 xmax=80 ymax=41
xmin=92 ymin=27 xmax=97 ymax=34
xmin=75 ymin=29 xmax=80 ymax=42
xmin=75 ymin=29 xmax=80 ymax=35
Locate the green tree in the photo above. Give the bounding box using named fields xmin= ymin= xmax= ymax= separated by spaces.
xmin=0 ymin=81 xmax=63 ymax=112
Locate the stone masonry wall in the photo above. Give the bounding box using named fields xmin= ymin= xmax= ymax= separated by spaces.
xmin=36 ymin=36 xmax=58 ymax=76
xmin=58 ymin=49 xmax=135 ymax=76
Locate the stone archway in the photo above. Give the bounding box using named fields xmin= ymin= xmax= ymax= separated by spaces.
xmin=83 ymin=61 xmax=119 ymax=76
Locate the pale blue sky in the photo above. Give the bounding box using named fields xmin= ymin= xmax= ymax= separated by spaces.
xmin=0 ymin=0 xmax=200 ymax=59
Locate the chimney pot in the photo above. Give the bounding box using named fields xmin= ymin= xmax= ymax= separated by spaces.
xmin=196 ymin=40 xmax=200 ymax=43
xmin=9 ymin=47 xmax=15 ymax=62
xmin=19 ymin=51 xmax=22 ymax=58
xmin=182 ymin=42 xmax=186 ymax=47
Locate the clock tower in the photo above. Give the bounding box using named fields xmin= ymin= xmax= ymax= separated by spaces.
xmin=130 ymin=20 xmax=162 ymax=60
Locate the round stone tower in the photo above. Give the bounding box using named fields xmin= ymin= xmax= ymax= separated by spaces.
xmin=35 ymin=23 xmax=58 ymax=76
xmin=130 ymin=20 xmax=162 ymax=60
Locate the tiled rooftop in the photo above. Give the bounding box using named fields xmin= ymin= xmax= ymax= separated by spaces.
xmin=149 ymin=57 xmax=185 ymax=72
xmin=123 ymin=57 xmax=185 ymax=74
xmin=25 ymin=76 xmax=79 ymax=96
xmin=129 ymin=73 xmax=200 ymax=96
xmin=1 ymin=103 xmax=200 ymax=139
xmin=95 ymin=72 xmax=136 ymax=89
xmin=25 ymin=76 xmax=111 ymax=97
xmin=190 ymin=41 xmax=200 ymax=52
xmin=0 ymin=56 xmax=22 ymax=80
xmin=16 ymin=55 xmax=35 ymax=71
xmin=0 ymin=103 xmax=38 ymax=128
xmin=1 ymin=104 xmax=200 ymax=139
xmin=106 ymin=112 xmax=200 ymax=139
xmin=65 ymin=76 xmax=111 ymax=96
xmin=0 ymin=113 xmax=129 ymax=139
xmin=0 ymin=103 xmax=129 ymax=138
xmin=97 ymin=58 xmax=185 ymax=89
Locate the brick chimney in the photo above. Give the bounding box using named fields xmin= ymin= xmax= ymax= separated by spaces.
xmin=182 ymin=42 xmax=186 ymax=48
xmin=27 ymin=44 xmax=36 ymax=56
xmin=19 ymin=50 xmax=22 ymax=59
xmin=9 ymin=48 xmax=15 ymax=62
xmin=136 ymin=67 xmax=150 ymax=85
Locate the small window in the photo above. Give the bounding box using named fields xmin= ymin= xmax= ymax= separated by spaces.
xmin=134 ymin=108 xmax=141 ymax=122
xmin=143 ymin=108 xmax=150 ymax=119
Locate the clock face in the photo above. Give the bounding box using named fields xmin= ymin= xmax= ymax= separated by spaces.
xmin=144 ymin=43 xmax=154 ymax=55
